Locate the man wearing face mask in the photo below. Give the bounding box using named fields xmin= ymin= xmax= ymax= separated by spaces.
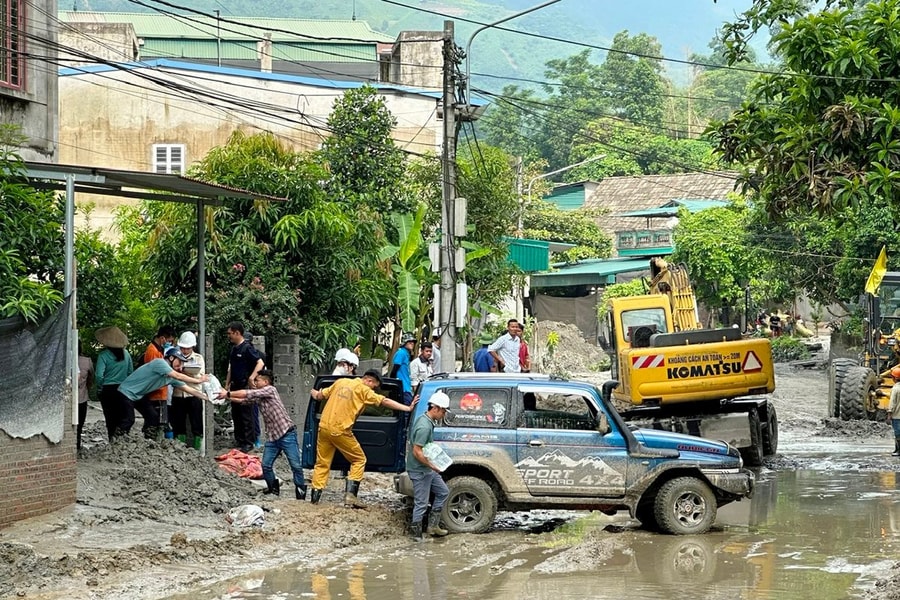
xmin=332 ymin=348 xmax=359 ymax=376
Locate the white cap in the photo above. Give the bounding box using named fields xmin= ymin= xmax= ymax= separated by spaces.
xmin=429 ymin=391 xmax=450 ymax=409
xmin=334 ymin=348 xmax=359 ymax=366
xmin=177 ymin=331 xmax=197 ymax=349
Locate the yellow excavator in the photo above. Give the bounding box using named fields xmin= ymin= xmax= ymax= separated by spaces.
xmin=598 ymin=258 xmax=777 ymax=465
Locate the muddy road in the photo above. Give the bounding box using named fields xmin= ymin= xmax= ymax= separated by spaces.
xmin=3 ymin=336 xmax=900 ymax=600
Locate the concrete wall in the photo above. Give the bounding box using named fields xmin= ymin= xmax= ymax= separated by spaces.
xmin=59 ymin=64 xmax=443 ymax=234
xmin=390 ymin=31 xmax=443 ymax=90
xmin=0 ymin=0 xmax=58 ymax=162
xmin=59 ymin=22 xmax=139 ymax=67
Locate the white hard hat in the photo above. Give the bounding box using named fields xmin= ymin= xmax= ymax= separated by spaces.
xmin=334 ymin=348 xmax=359 ymax=366
xmin=429 ymin=391 xmax=450 ymax=409
xmin=177 ymin=331 xmax=197 ymax=349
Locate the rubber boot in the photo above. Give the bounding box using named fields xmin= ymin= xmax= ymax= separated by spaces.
xmin=344 ymin=480 xmax=366 ymax=509
xmin=263 ymin=479 xmax=281 ymax=496
xmin=310 ymin=488 xmax=323 ymax=504
xmin=193 ymin=436 xmax=203 ymax=451
xmin=176 ymin=434 xmax=187 ymax=444
xmin=426 ymin=511 xmax=448 ymax=537
xmin=892 ymin=438 xmax=900 ymax=457
xmin=295 ymin=484 xmax=307 ymax=500
xmin=408 ymin=522 xmax=423 ymax=541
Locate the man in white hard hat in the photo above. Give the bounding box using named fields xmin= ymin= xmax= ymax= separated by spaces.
xmin=170 ymin=331 xmax=206 ymax=449
xmin=332 ymin=348 xmax=359 ymax=376
xmin=407 ymin=391 xmax=451 ymax=540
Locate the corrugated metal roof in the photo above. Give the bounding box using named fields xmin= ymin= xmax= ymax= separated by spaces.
xmin=58 ymin=59 xmax=483 ymax=105
xmin=140 ymin=40 xmax=373 ymax=63
xmin=546 ymin=186 xmax=585 ymax=210
xmin=617 ymin=199 xmax=729 ymax=217
xmin=531 ymin=258 xmax=648 ymax=289
xmin=57 ymin=11 xmax=394 ymax=43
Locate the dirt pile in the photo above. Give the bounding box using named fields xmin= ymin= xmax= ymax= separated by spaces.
xmin=532 ymin=320 xmax=608 ymax=375
xmin=0 ymin=421 xmax=410 ymax=599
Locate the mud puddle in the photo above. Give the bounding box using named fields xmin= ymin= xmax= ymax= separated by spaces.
xmin=159 ymin=468 xmax=900 ymax=600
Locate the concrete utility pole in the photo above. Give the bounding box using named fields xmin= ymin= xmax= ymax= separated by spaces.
xmin=438 ymin=20 xmax=458 ymax=374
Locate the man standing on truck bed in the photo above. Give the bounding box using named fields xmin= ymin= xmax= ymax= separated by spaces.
xmin=309 ymin=369 xmax=416 ymax=507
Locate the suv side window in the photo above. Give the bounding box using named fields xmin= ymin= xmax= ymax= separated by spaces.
xmin=518 ymin=386 xmax=597 ymax=431
xmin=443 ymin=387 xmax=510 ymax=429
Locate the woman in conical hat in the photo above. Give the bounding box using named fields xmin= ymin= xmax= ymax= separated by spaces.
xmin=94 ymin=326 xmax=133 ymax=441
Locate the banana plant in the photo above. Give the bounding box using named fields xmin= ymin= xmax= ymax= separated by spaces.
xmin=379 ymin=203 xmax=435 ymax=334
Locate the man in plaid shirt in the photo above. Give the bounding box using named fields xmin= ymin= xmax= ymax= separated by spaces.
xmin=216 ymin=369 xmax=307 ymax=499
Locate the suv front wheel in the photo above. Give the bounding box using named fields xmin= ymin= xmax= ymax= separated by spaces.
xmin=652 ymin=476 xmax=717 ymax=535
xmin=442 ymin=476 xmax=498 ymax=534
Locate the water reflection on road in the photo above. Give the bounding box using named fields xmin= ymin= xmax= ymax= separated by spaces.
xmin=170 ymin=469 xmax=900 ymax=600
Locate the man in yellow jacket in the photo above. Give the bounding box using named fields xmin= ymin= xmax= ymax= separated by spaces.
xmin=309 ymin=369 xmax=415 ymax=507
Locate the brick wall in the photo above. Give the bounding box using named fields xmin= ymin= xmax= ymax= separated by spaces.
xmin=0 ymin=421 xmax=77 ymax=528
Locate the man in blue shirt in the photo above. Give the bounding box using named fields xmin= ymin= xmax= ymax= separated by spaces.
xmin=473 ymin=332 xmax=496 ymax=372
xmin=390 ymin=333 xmax=416 ymax=405
xmin=116 ymin=348 xmax=209 ymax=438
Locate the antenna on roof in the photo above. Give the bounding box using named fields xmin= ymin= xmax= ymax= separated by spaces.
xmin=352 ymin=0 xmax=356 ymax=21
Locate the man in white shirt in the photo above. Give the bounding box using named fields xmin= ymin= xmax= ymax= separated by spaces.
xmin=488 ymin=319 xmax=522 ymax=373
xmin=410 ymin=342 xmax=433 ymax=390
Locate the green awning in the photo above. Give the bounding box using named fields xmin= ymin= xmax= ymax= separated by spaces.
xmin=505 ymin=237 xmax=576 ymax=272
xmin=618 ymin=199 xmax=728 ymax=218
xmin=530 ymin=258 xmax=648 ymax=289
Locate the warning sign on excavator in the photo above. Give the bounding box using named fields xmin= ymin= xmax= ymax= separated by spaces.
xmin=742 ymin=351 xmax=763 ymax=373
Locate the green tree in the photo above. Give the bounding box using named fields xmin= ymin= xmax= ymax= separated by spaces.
xmin=711 ymin=0 xmax=900 ymax=220
xmin=670 ymin=201 xmax=765 ymax=324
xmin=568 ymin=118 xmax=721 ymax=179
xmin=320 ymin=85 xmax=414 ymax=216
xmin=478 ymin=85 xmax=542 ymax=161
xmin=124 ymin=130 xmax=394 ymax=365
xmin=522 ymin=200 xmax=612 ymax=262
xmin=0 ymin=126 xmax=64 ymax=322
xmin=598 ymin=31 xmax=667 ymax=128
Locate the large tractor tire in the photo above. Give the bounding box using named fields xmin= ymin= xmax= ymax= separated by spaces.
xmin=828 ymin=358 xmax=857 ymax=418
xmin=740 ymin=408 xmax=764 ymax=467
xmin=839 ymin=367 xmax=876 ymax=421
xmin=763 ymin=406 xmax=778 ymax=456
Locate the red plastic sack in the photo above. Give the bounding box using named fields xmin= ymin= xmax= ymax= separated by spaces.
xmin=215 ymin=449 xmax=263 ymax=479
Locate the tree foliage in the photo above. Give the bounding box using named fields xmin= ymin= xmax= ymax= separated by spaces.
xmin=670 ymin=201 xmax=766 ymax=323
xmin=320 ymin=85 xmax=413 ymax=216
xmin=123 ymin=130 xmax=394 ymax=365
xmin=522 ymin=200 xmax=612 ymax=262
xmin=711 ymin=0 xmax=900 ymax=220
xmin=569 ymin=118 xmax=722 ymax=180
xmin=0 ymin=127 xmax=64 ymax=322
xmin=597 ymin=31 xmax=667 ymax=128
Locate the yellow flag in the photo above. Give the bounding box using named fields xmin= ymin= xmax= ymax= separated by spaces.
xmin=865 ymin=246 xmax=888 ymax=295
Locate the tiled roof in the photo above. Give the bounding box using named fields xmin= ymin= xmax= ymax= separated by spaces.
xmin=584 ymin=172 xmax=740 ymax=245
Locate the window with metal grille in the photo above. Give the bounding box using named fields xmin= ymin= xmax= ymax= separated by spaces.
xmin=152 ymin=144 xmax=186 ymax=174
xmin=0 ymin=0 xmax=24 ymax=89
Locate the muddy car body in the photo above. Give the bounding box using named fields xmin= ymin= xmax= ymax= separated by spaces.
xmin=302 ymin=373 xmax=753 ymax=535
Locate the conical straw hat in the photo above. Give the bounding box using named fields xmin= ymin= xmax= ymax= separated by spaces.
xmin=95 ymin=326 xmax=128 ymax=348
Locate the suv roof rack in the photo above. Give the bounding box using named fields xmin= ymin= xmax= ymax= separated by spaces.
xmin=430 ymin=372 xmax=560 ymax=381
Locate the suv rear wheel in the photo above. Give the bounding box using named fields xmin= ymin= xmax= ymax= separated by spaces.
xmin=442 ymin=476 xmax=498 ymax=534
xmin=653 ymin=476 xmax=717 ymax=535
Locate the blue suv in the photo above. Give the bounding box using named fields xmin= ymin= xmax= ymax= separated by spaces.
xmin=303 ymin=373 xmax=753 ymax=535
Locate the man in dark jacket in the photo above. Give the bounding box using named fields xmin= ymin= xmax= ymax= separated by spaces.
xmin=224 ymin=321 xmax=264 ymax=453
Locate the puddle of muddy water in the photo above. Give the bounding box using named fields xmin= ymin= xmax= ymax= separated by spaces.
xmin=165 ymin=469 xmax=900 ymax=600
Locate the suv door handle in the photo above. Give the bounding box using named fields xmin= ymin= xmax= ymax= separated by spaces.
xmin=528 ymin=440 xmax=544 ymax=447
